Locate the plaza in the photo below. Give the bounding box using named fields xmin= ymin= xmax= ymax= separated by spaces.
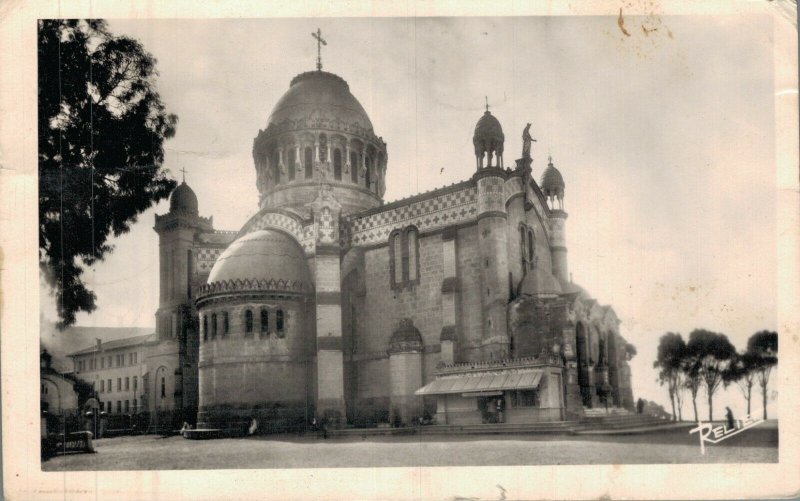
xmin=42 ymin=420 xmax=778 ymax=471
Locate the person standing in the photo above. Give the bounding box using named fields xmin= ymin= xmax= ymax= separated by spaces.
xmin=725 ymin=406 xmax=735 ymax=429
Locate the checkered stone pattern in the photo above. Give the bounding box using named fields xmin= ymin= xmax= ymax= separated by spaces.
xmin=240 ymin=211 xmax=304 ymax=242
xmin=477 ymin=177 xmax=506 ymax=214
xmin=349 ymin=187 xmax=478 ymax=246
xmin=300 ymin=225 xmax=316 ymax=254
xmin=195 ymin=246 xmax=223 ymax=273
xmin=317 ymin=207 xmax=338 ymax=244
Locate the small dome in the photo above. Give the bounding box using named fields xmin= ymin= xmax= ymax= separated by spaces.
xmin=207 ymin=229 xmax=310 ymax=286
xmin=540 ymin=158 xmax=565 ymax=198
xmin=518 ymin=266 xmax=563 ymax=297
xmin=267 ymin=71 xmax=373 ymax=132
xmin=473 ymin=111 xmax=505 ymax=145
xmin=169 ymin=181 xmax=199 ymax=214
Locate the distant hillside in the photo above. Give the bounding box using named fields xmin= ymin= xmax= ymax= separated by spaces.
xmin=40 ymin=323 xmax=153 ymax=373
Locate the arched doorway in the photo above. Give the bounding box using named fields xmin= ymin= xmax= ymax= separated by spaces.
xmin=575 ymin=322 xmax=592 ymax=407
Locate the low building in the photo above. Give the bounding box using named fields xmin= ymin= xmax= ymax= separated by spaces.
xmin=40 ymin=349 xmax=79 ymax=414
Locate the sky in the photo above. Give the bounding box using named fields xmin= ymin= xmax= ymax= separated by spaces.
xmin=40 ymin=16 xmax=778 ymax=419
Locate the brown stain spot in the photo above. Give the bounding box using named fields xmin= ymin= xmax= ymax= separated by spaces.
xmin=617 ymin=8 xmax=631 ymax=37
xmin=792 ymin=334 xmax=798 ymax=343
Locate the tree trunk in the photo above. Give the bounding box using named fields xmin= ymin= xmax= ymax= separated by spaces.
xmin=707 ymin=392 xmax=713 ymax=422
xmin=746 ymin=385 xmax=751 ymax=415
xmin=669 ymin=389 xmax=676 ymax=422
xmin=691 ymin=395 xmax=698 ymax=422
xmin=762 ymin=382 xmax=768 ymax=420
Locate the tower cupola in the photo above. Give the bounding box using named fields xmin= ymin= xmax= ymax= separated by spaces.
xmin=540 ymin=156 xmax=565 ymax=210
xmin=473 ymin=102 xmax=505 ymax=169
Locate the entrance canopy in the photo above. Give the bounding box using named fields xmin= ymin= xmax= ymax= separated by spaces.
xmin=415 ymin=370 xmax=543 ymax=396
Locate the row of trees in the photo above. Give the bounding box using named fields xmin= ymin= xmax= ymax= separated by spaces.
xmin=654 ymin=330 xmax=777 ymax=422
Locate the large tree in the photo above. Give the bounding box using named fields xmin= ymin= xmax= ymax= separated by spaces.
xmin=654 ymin=332 xmax=687 ymax=421
xmin=686 ymin=329 xmax=736 ymax=421
xmin=723 ymin=351 xmax=759 ymax=415
xmin=747 ymin=330 xmax=778 ymax=419
xmin=38 ymin=19 xmax=178 ymax=328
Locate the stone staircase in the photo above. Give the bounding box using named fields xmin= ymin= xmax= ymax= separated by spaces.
xmin=571 ymin=408 xmax=690 ymax=434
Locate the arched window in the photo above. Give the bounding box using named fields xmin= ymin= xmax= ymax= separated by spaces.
xmin=406 ymin=228 xmax=418 ymax=281
xmin=244 ymin=309 xmax=253 ymax=336
xmin=288 ymin=148 xmax=296 ymax=181
xmin=211 ymin=313 xmax=217 ymax=339
xmin=365 ymin=156 xmax=372 ymax=189
xmin=223 ymin=311 xmax=229 ymax=337
xmin=528 ymin=229 xmax=534 ymax=262
xmin=304 ymin=147 xmax=313 ymax=178
xmin=276 ymin=309 xmax=284 ymax=337
xmin=333 ymin=148 xmax=342 ymax=180
xmin=160 ymin=377 xmax=166 ymax=398
xmin=260 ymin=308 xmax=269 ymax=337
xmin=272 ymin=151 xmax=280 ymax=184
xmin=202 ymin=315 xmax=208 ymax=342
xmin=350 ymin=151 xmax=359 ymax=183
xmin=390 ymin=227 xmax=420 ymax=288
xmin=392 ymin=232 xmax=403 ymax=285
xmin=519 ymin=226 xmax=527 ymax=269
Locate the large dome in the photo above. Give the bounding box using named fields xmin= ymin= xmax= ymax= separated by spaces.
xmin=206 ymin=229 xmax=310 ymax=286
xmin=267 ymin=71 xmax=373 ymax=132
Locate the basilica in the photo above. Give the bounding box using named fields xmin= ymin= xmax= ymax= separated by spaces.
xmin=153 ymin=58 xmax=636 ymax=433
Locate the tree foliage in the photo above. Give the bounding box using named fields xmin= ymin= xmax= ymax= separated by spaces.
xmin=723 ymin=351 xmax=759 ymax=415
xmin=38 ymin=19 xmax=178 ymax=328
xmin=747 ymin=330 xmax=778 ymax=419
xmin=654 ymin=332 xmax=687 ymax=421
xmin=686 ymin=329 xmax=736 ymax=421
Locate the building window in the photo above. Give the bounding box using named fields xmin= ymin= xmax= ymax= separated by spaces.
xmin=101 ymin=357 xmax=105 ymax=369
xmin=117 ymin=378 xmax=122 ymax=391
xmin=100 ymin=380 xmax=105 ymax=392
xmin=528 ymin=229 xmax=534 ymax=263
xmin=245 ymin=309 xmax=254 ymax=336
xmin=390 ymin=226 xmax=420 ymax=288
xmin=333 ymin=148 xmax=342 ymax=180
xmin=124 ymin=400 xmax=130 ymax=413
xmin=203 ymin=315 xmax=208 ymax=342
xmin=510 ymin=390 xmax=539 ymax=408
xmin=519 ymin=225 xmax=527 ymax=269
xmin=223 ymin=311 xmax=229 ymax=337
xmin=288 ymin=148 xmax=296 ymax=181
xmin=276 ymin=309 xmax=284 ymax=337
xmin=133 ymin=398 xmax=138 ymax=413
xmin=260 ymin=308 xmax=269 ymax=337
xmin=107 ymin=379 xmax=112 ymax=393
xmin=365 ymin=156 xmax=372 ymax=188
xmin=133 ymin=352 xmax=137 ymax=365
xmin=133 ymin=376 xmax=138 ymax=391
xmin=125 ymin=377 xmax=130 ymax=391
xmin=211 ymin=313 xmax=218 ymax=339
xmin=392 ymin=232 xmax=403 ymax=284
xmin=304 ymin=147 xmax=313 ymax=178
xmin=350 ymin=152 xmax=359 ymax=183
xmin=161 ymin=377 xmax=166 ymax=398
xmin=116 ymin=401 xmax=121 ymax=413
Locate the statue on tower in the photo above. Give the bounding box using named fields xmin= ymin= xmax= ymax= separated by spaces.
xmin=522 ymin=123 xmax=536 ymax=159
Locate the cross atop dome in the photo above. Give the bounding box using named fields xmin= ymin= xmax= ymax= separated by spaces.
xmin=311 ymin=28 xmax=327 ymax=71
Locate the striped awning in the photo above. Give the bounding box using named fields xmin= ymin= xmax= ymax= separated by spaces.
xmin=414 ymin=370 xmax=543 ymax=396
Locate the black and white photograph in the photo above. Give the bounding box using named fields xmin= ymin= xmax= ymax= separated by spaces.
xmin=1 ymin=1 xmax=798 ymax=500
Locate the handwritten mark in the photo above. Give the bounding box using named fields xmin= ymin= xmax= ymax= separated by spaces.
xmin=618 ymin=8 xmax=631 ymax=37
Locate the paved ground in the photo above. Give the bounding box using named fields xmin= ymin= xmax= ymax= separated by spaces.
xmin=42 ymin=420 xmax=778 ymax=470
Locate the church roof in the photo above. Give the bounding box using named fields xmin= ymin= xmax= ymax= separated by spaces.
xmin=267 ymin=70 xmax=374 ymax=132
xmin=206 ymin=229 xmax=310 ymax=286
xmin=169 ymin=181 xmax=199 ymax=214
xmin=68 ymin=333 xmax=156 ymax=357
xmin=518 ymin=266 xmax=563 ymax=297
